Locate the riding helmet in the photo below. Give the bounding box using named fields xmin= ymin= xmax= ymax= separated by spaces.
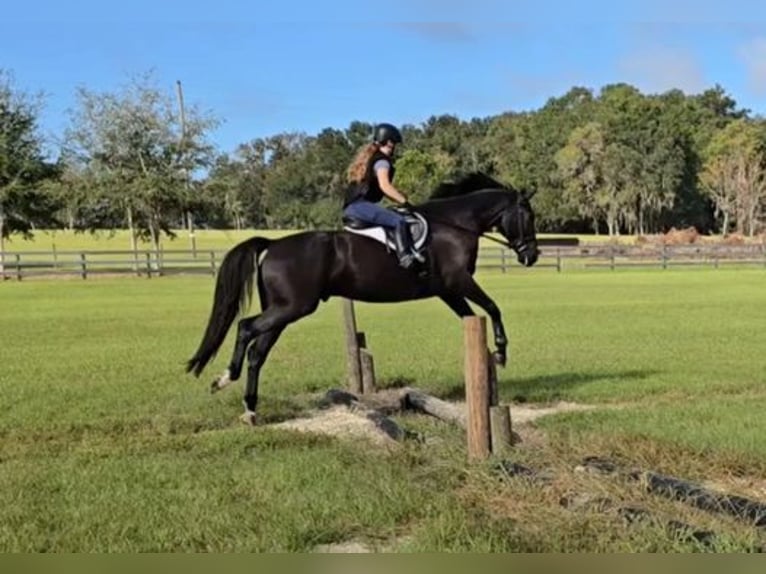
xmin=373 ymin=123 xmax=403 ymax=145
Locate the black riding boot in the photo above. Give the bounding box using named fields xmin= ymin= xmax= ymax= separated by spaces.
xmin=394 ymin=222 xmax=417 ymax=268
xmin=394 ymin=222 xmax=425 ymax=268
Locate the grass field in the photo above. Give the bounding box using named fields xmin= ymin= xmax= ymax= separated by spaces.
xmin=1 ymin=267 xmax=765 ymax=551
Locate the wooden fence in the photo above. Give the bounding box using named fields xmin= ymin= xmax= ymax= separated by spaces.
xmin=1 ymin=242 xmax=765 ymax=280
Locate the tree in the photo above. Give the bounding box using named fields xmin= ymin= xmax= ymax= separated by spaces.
xmin=63 ymin=71 xmax=219 ymax=255
xmin=0 ymin=70 xmax=60 ymax=273
xmin=395 ymin=148 xmax=455 ymax=203
xmin=555 ymin=122 xmax=607 ymax=234
xmin=700 ymin=119 xmax=766 ymax=236
xmin=485 ymin=88 xmax=597 ymax=231
xmin=202 ymin=154 xmax=249 ymax=229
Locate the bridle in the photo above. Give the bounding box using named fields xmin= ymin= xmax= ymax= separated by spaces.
xmin=505 ymin=200 xmax=537 ymax=256
xmin=411 ymin=194 xmax=535 ymax=254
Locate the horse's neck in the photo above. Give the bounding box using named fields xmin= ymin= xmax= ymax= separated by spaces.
xmin=423 ymin=190 xmax=510 ymax=232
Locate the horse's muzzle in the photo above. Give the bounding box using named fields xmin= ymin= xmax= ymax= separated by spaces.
xmin=515 ymin=242 xmax=539 ymax=267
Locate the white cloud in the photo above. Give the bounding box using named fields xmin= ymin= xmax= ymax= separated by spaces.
xmin=739 ymin=37 xmax=766 ymax=96
xmin=618 ymin=46 xmax=706 ymax=95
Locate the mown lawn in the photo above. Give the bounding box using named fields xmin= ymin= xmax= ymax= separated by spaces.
xmin=1 ymin=267 xmax=765 ymax=551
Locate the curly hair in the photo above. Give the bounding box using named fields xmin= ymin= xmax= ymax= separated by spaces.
xmin=346 ymin=143 xmax=379 ymax=183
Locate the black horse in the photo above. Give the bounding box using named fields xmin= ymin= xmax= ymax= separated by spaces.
xmin=186 ymin=172 xmax=539 ymax=424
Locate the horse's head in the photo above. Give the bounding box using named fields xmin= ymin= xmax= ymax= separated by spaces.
xmin=498 ymin=189 xmax=539 ymax=267
xmin=427 ymin=171 xmax=540 ymax=267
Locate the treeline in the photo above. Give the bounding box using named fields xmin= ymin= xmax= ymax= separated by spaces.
xmin=2 ymin=68 xmax=766 ymax=255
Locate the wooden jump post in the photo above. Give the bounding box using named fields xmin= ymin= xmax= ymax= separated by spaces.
xmin=342 ymin=299 xmax=377 ymax=395
xmin=341 ymin=302 xmax=509 ymax=460
xmin=463 ymin=316 xmax=513 ymax=461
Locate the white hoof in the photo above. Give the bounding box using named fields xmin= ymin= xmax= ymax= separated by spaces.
xmin=239 ymin=411 xmax=257 ymax=426
xmin=211 ymin=369 xmax=232 ymax=393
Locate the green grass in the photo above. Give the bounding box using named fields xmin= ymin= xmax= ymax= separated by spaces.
xmin=1 ymin=267 xmax=765 ymax=551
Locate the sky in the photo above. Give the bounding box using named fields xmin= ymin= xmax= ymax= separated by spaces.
xmin=4 ymin=1 xmax=766 ymax=158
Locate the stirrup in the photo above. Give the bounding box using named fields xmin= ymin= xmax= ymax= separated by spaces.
xmin=397 ymin=252 xmax=415 ymax=269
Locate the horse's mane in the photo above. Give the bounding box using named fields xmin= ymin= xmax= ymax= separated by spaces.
xmin=429 ymin=172 xmax=511 ymax=199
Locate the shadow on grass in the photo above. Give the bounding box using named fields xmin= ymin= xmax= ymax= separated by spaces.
xmin=410 ymin=369 xmax=660 ymax=403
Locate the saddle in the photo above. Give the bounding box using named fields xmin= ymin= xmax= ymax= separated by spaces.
xmin=342 ymin=209 xmax=429 ymax=259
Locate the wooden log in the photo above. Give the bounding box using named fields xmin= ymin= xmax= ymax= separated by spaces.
xmin=342 ymin=299 xmax=363 ymax=394
xmin=404 ymin=390 xmax=466 ymax=427
xmin=348 ymin=401 xmax=406 ymax=442
xmin=490 ymin=405 xmax=513 ymax=454
xmin=354 ymin=387 xmax=410 ymax=414
xmin=321 ymin=389 xmax=405 ymax=441
xmin=464 ymin=316 xmax=491 ymax=461
xmin=359 ymin=348 xmax=377 ymax=394
xmin=322 ymin=388 xmax=359 ymax=407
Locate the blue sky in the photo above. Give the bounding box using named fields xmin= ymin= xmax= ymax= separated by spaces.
xmin=4 ymin=1 xmax=766 ymax=157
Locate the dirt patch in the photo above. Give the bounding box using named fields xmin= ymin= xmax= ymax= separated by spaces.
xmin=269 ymin=397 xmax=600 ymax=446
xmin=445 ymin=399 xmax=598 ymax=425
xmin=510 ymin=401 xmax=599 ymax=424
xmin=271 ymin=405 xmax=399 ymax=446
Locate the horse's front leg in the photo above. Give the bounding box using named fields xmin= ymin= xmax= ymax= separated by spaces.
xmin=458 ymin=277 xmax=508 ymax=367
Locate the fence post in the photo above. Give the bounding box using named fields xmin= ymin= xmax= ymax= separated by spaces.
xmin=15 ymin=254 xmax=22 ymax=281
xmin=133 ymin=244 xmax=140 ymax=277
xmin=359 ymin=347 xmax=377 ymax=395
xmin=662 ymin=245 xmax=668 ymax=270
xmin=80 ymin=253 xmax=87 ymax=280
xmin=500 ymin=247 xmax=507 ymax=273
xmin=210 ymin=251 xmax=217 ymax=276
xmin=342 ymin=299 xmax=363 ymax=394
xmin=145 ymin=252 xmax=152 ymax=279
xmin=556 ymin=248 xmax=562 ymax=273
xmin=157 ymin=246 xmax=164 ymax=277
xmin=463 ymin=316 xmax=491 ymax=461
xmin=490 ymin=405 xmax=513 ymax=455
xmin=610 ymin=245 xmax=615 ymax=271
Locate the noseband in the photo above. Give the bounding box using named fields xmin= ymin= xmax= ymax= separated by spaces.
xmin=501 ymin=200 xmax=535 ymax=255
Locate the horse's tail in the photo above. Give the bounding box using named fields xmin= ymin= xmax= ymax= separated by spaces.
xmin=186 ymin=236 xmax=271 ymax=377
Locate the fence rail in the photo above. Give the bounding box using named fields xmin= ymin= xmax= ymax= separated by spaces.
xmin=1 ymin=242 xmax=765 ymax=280
xmin=478 ymin=242 xmax=766 ymax=273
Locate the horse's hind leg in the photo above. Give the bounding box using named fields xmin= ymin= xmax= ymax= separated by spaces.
xmin=210 ymin=312 xmax=262 ymax=393
xmin=239 ymin=326 xmax=285 ymax=425
xmin=210 ymin=306 xmax=285 ymax=393
xmin=211 ymin=302 xmax=318 ymax=417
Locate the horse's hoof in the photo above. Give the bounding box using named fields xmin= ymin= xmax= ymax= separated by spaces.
xmin=239 ymin=411 xmax=257 ymax=426
xmin=492 ymin=352 xmax=507 ymax=367
xmin=210 ymin=370 xmax=233 ymax=394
